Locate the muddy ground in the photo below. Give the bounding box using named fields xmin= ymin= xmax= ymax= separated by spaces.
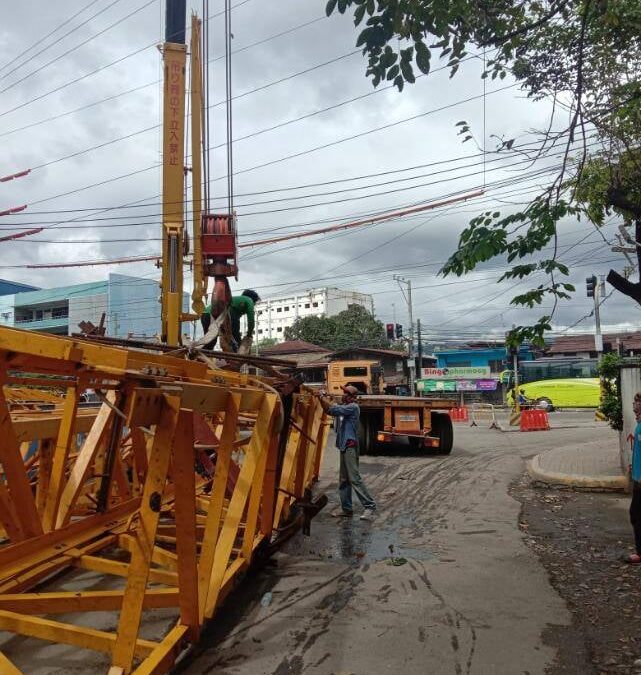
xmin=181 ymin=417 xmax=623 ymax=675
xmin=514 ymin=479 xmax=641 ymax=675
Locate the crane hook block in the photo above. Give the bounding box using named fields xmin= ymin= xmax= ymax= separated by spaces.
xmin=201 ymin=213 xmax=238 ymax=279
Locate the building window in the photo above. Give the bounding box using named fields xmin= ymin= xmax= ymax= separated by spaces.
xmin=305 ymin=303 xmax=310 ymax=308
xmin=52 ymin=307 xmax=69 ymax=319
xmin=277 ymin=327 xmax=282 ymax=332
xmin=284 ymin=306 xmax=289 ymax=311
xmin=258 ymin=329 xmax=263 ymax=334
xmin=312 ymin=302 xmax=318 ymax=308
xmin=35 ymin=310 xmax=43 ymax=321
xmin=276 ymin=307 xmax=282 ymax=313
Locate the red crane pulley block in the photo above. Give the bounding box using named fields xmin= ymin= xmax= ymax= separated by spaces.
xmin=201 ymin=213 xmax=238 ymax=278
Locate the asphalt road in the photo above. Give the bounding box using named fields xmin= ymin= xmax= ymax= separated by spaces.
xmin=182 ymin=411 xmax=615 ymax=675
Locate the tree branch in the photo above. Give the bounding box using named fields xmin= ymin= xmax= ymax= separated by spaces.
xmin=607 ymin=269 xmax=641 ymax=304
xmin=606 ymin=187 xmax=641 ymax=219
xmin=480 ymin=2 xmax=567 ymax=47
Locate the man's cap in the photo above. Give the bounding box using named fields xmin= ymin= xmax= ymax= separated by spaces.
xmin=341 ymin=385 xmax=360 ymax=396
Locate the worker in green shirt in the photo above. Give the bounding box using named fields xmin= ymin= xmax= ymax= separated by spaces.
xmin=200 ymin=289 xmax=260 ymax=352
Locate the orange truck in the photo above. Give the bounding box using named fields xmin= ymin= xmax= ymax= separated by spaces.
xmin=357 ymin=395 xmax=456 ymax=454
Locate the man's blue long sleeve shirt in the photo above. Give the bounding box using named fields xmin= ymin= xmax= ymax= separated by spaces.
xmin=326 ymin=402 xmax=360 ymax=451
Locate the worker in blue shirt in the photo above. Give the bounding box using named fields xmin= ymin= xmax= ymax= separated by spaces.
xmin=319 ymin=385 xmax=376 ymax=521
xmin=629 ymin=392 xmax=641 ymax=563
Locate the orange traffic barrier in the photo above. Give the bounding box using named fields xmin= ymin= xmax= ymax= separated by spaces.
xmin=520 ymin=408 xmax=550 ymax=431
xmin=448 ymin=407 xmax=469 ymax=422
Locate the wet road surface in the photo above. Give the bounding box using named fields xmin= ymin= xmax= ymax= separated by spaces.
xmin=182 ymin=412 xmax=613 ymax=675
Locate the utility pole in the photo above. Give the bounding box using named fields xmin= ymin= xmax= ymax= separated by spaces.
xmin=393 ymin=275 xmax=414 ymax=354
xmin=394 ymin=275 xmax=414 ymax=390
xmin=586 ymin=275 xmax=604 ymax=358
xmin=416 ymin=319 xmax=423 ymax=396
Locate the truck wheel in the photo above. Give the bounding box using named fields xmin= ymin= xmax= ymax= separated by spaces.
xmin=408 ymin=437 xmax=423 ymax=452
xmin=432 ymin=413 xmax=453 ymax=455
xmin=359 ymin=417 xmax=371 ymax=454
xmin=359 ymin=413 xmax=382 ymax=455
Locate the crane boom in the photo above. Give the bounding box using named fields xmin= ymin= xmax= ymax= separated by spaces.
xmin=160 ymin=0 xmax=187 ymax=345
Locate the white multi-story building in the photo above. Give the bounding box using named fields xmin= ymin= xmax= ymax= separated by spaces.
xmin=255 ymin=287 xmax=375 ymax=342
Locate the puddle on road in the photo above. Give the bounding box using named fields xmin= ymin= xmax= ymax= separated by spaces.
xmin=283 ymin=511 xmax=432 ymax=564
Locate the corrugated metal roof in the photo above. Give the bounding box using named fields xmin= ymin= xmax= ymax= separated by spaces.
xmin=260 ymin=340 xmax=331 ymax=355
xmin=549 ymin=332 xmax=641 ymax=353
xmin=329 ymin=347 xmax=407 ymax=359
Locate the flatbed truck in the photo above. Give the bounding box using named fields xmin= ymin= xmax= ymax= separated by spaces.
xmin=357 ymin=394 xmax=457 ymax=454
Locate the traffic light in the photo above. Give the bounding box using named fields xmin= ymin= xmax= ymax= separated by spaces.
xmin=586 ymin=275 xmax=596 ymax=298
xmin=386 ymin=323 xmax=395 ymax=340
xmin=395 ymin=323 xmax=403 ymax=339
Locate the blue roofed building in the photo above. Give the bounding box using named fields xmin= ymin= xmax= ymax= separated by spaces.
xmin=0 ymin=279 xmax=40 ymax=296
xmin=434 ymin=344 xmax=534 ymax=373
xmin=0 ymin=274 xmax=189 ymax=340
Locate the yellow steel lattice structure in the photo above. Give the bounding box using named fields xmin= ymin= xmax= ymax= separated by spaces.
xmin=0 ymin=326 xmax=329 ymax=673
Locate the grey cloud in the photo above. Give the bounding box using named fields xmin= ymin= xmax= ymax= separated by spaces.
xmin=0 ymin=0 xmax=637 ymax=336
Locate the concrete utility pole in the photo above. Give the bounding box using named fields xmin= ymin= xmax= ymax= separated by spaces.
xmin=586 ymin=274 xmax=605 ymax=359
xmin=393 ymin=275 xmax=414 ymax=353
xmin=416 ymin=318 xmax=423 ymax=396
xmin=394 ymin=274 xmax=415 ymax=391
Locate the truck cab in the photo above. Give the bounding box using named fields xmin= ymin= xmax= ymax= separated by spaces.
xmin=327 ymin=360 xmax=385 ymax=395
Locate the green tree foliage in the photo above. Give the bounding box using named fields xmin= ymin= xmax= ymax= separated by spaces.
xmin=597 ymin=352 xmax=623 ymax=431
xmin=256 ymin=337 xmax=279 ymax=349
xmin=284 ymin=304 xmax=389 ymax=350
xmin=326 ymin=0 xmax=641 ymax=345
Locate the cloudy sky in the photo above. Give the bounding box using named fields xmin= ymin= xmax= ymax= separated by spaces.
xmin=0 ymin=0 xmax=638 ymax=344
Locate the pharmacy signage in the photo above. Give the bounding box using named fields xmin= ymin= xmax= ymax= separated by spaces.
xmin=421 ymin=366 xmax=491 ymax=380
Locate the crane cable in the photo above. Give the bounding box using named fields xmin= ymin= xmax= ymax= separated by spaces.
xmin=202 ymin=0 xmax=211 ymax=212
xmin=225 ymin=0 xmax=234 ymax=216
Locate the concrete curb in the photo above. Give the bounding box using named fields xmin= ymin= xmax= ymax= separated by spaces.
xmin=498 ymin=424 xmax=604 ymax=433
xmin=527 ymin=455 xmax=628 ymax=491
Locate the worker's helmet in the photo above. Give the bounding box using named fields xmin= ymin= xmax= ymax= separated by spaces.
xmin=341 ymin=385 xmax=360 ymax=397
xmin=242 ymin=289 xmax=260 ymax=303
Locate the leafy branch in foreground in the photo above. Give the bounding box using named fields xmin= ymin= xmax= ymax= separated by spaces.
xmin=327 ymin=0 xmax=641 ymax=345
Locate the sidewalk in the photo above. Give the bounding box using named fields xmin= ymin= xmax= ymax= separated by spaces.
xmin=527 ymin=439 xmax=628 ymax=490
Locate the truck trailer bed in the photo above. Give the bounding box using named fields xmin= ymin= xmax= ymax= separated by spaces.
xmin=356 ymin=395 xmax=456 ymax=454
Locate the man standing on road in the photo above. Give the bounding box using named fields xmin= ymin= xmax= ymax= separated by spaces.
xmin=628 ymin=392 xmax=641 ymax=563
xmin=319 ymin=385 xmax=377 ymax=521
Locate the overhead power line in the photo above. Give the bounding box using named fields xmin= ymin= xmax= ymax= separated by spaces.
xmin=0 ymin=0 xmax=158 ymax=96
xmin=0 ymin=0 xmax=254 ymax=120
xmin=0 ymin=124 xmax=592 ymax=218
xmin=0 ymin=15 xmax=329 ymax=140
xmin=0 ymin=0 xmax=104 ymax=75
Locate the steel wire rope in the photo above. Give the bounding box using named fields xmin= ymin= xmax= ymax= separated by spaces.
xmin=225 ymin=0 xmax=234 ymax=216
